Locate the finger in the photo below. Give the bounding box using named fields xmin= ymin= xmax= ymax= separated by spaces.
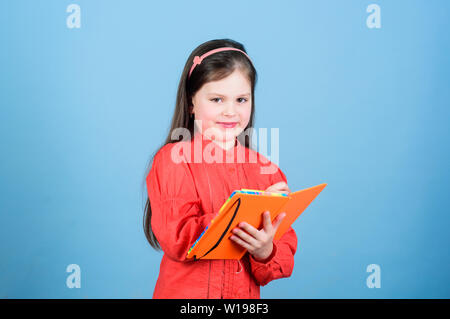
xmin=266 ymin=188 xmax=289 ymax=194
xmin=272 ymin=212 xmax=286 ymax=232
xmin=231 ymin=227 xmax=259 ymax=247
xmin=238 ymin=221 xmax=263 ymax=240
xmin=269 ymin=182 xmax=286 ymax=190
xmin=268 ymin=182 xmax=290 ymax=194
xmin=272 ymin=181 xmax=287 ymax=188
xmin=230 ymin=234 xmax=253 ymax=251
xmin=263 ymin=211 xmax=273 ymax=231
xmin=277 ymin=185 xmax=290 ymax=192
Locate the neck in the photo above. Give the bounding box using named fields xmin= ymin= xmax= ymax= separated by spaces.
xmin=211 ymin=138 xmax=236 ymax=151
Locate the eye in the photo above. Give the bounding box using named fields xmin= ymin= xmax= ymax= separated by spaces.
xmin=210 ymin=97 xmax=248 ymax=103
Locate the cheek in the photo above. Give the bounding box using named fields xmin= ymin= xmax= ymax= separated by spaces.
xmin=195 ymin=108 xmax=219 ymax=128
xmin=196 ymin=118 xmax=215 ymax=134
xmin=239 ymin=106 xmax=252 ymax=126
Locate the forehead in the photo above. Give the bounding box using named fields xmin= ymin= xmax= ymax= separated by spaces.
xmin=200 ymin=69 xmax=251 ymax=96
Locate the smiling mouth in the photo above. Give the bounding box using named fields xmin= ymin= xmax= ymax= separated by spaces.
xmin=217 ymin=122 xmax=238 ymax=128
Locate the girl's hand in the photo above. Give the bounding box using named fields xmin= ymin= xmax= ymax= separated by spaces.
xmin=265 ymin=181 xmax=291 ymax=195
xmin=230 ymin=210 xmax=286 ymax=261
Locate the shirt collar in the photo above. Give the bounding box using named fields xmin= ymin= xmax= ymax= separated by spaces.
xmin=192 ymin=131 xmax=245 ymax=163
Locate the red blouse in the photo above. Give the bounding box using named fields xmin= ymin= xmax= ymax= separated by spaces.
xmin=146 ymin=131 xmax=297 ymax=299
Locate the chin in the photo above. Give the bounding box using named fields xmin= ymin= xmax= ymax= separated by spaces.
xmin=219 ymin=127 xmax=241 ymax=139
xmin=204 ymin=125 xmax=243 ymax=142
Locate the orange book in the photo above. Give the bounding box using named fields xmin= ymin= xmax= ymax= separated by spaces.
xmin=186 ymin=183 xmax=327 ymax=260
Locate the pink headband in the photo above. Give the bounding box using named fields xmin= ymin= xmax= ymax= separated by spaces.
xmin=188 ymin=47 xmax=253 ymax=78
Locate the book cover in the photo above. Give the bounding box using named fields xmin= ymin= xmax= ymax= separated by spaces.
xmin=186 ymin=183 xmax=327 ymax=260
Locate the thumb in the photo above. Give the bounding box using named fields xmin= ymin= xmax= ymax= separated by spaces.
xmin=272 ymin=181 xmax=287 ymax=188
xmin=272 ymin=212 xmax=286 ymax=232
xmin=266 ymin=181 xmax=288 ymax=192
xmin=262 ymin=211 xmax=272 ymax=231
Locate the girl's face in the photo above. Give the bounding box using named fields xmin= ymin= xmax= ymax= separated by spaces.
xmin=190 ymin=69 xmax=252 ymax=149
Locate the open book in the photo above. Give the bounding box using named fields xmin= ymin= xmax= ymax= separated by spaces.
xmin=186 ymin=183 xmax=327 ymax=260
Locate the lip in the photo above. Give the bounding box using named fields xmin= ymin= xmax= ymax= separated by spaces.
xmin=217 ymin=122 xmax=238 ymax=128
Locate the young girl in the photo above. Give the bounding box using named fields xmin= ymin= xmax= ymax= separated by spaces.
xmin=143 ymin=39 xmax=297 ymax=299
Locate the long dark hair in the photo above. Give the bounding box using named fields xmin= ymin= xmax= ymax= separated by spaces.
xmin=142 ymin=38 xmax=258 ymax=250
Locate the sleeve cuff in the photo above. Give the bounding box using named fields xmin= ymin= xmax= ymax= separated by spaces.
xmin=250 ymin=242 xmax=278 ymax=265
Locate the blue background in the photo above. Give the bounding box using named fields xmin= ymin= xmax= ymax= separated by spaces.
xmin=1 ymin=0 xmax=449 ymax=298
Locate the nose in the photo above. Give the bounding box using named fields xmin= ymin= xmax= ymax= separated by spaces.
xmin=223 ymin=101 xmax=237 ymax=116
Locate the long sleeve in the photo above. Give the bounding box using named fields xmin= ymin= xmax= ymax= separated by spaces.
xmin=248 ymin=165 xmax=298 ymax=286
xmin=146 ymin=145 xmax=214 ymax=262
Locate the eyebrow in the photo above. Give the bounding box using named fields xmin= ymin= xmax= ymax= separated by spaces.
xmin=207 ymin=92 xmax=251 ymax=97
